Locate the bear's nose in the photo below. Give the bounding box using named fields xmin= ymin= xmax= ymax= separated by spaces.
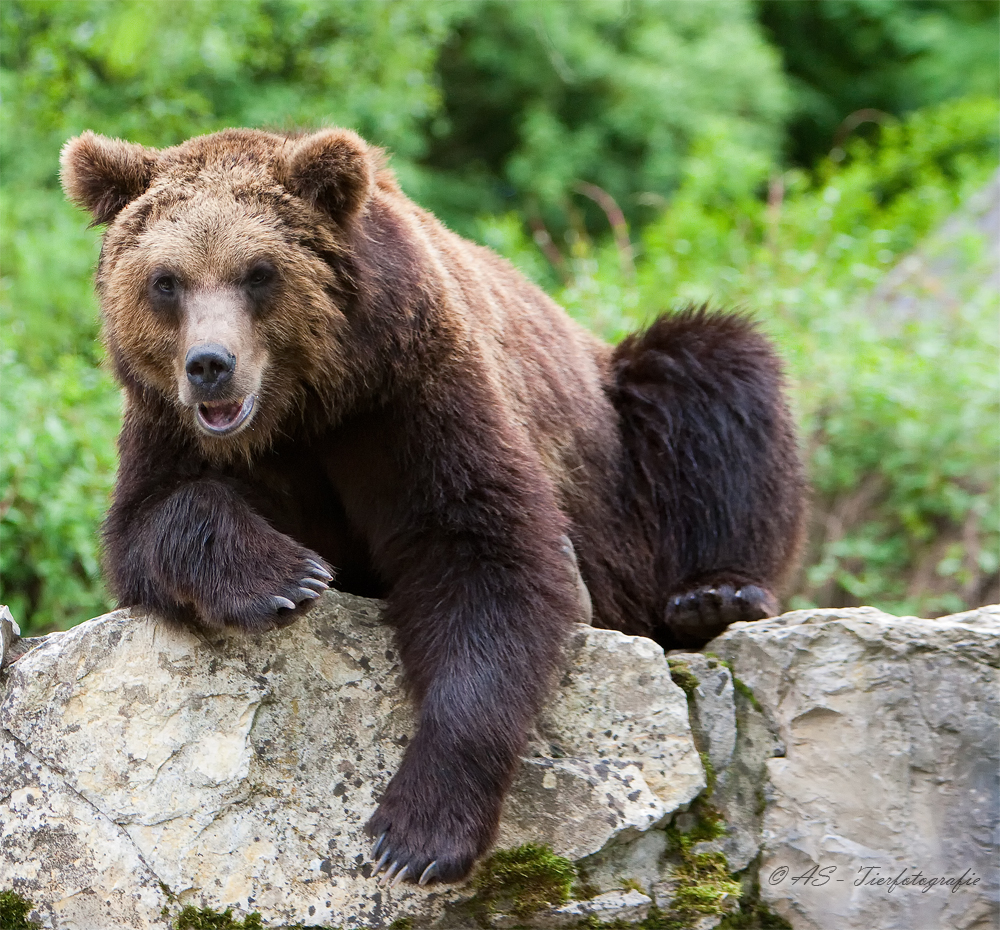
xmin=185 ymin=344 xmax=235 ymax=387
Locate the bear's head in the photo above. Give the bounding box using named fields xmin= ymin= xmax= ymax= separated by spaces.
xmin=61 ymin=128 xmax=387 ymax=462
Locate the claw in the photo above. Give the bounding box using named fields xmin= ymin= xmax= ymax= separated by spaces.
xmin=300 ymin=577 xmax=327 ymax=593
xmin=296 ymin=587 xmax=321 ymax=601
xmin=418 ymin=861 xmax=438 ymax=886
xmin=270 ymin=596 xmax=297 ymax=612
xmin=381 ymin=860 xmax=402 ymax=886
xmin=371 ymin=832 xmax=387 ymax=859
xmin=374 ymin=849 xmax=392 ymax=874
xmin=307 ymin=559 xmax=334 ymax=582
xmin=390 ymin=864 xmax=410 ymax=888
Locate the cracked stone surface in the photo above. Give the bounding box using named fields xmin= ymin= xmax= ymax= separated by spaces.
xmin=0 ymin=592 xmax=702 ymax=929
xmin=667 ymin=650 xmax=782 ymax=873
xmin=3 ymin=599 xmax=996 ymax=929
xmin=709 ymin=606 xmax=1000 ymax=930
xmin=1 ymin=737 xmax=168 ymax=928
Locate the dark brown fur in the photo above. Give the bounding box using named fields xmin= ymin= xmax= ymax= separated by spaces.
xmin=61 ymin=127 xmax=805 ymax=883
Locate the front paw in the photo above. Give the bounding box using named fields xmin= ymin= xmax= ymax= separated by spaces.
xmin=199 ymin=547 xmax=334 ymax=632
xmin=365 ymin=765 xmax=498 ymax=887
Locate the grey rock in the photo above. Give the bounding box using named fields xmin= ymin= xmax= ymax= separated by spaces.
xmin=0 ymin=593 xmax=703 ymax=928
xmin=529 ymin=624 xmax=706 ymax=828
xmin=576 ymin=827 xmax=668 ymax=904
xmin=547 ymin=888 xmax=652 ymax=925
xmin=708 ymin=676 xmax=784 ymax=873
xmin=1 ymin=735 xmax=169 ymax=930
xmin=489 ymin=889 xmax=653 ymax=930
xmin=1 ymin=606 xmax=66 ymax=672
xmin=665 ymin=651 xmax=783 ymax=873
xmin=4 ymin=597 xmax=996 ymax=929
xmin=0 ymin=606 xmax=17 ymax=669
xmin=671 ymin=652 xmax=737 ymax=776
xmin=709 ymin=606 xmax=1000 ymax=930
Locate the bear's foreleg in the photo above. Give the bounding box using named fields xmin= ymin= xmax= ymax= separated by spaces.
xmin=104 ymin=419 xmax=333 ymax=630
xmin=356 ymin=407 xmax=579 ymax=884
xmin=611 ymin=307 xmax=806 ymax=649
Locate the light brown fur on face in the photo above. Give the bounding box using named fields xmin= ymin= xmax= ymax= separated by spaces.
xmin=63 ymin=129 xmax=368 ymax=464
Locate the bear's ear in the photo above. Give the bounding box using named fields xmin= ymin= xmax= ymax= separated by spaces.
xmin=60 ymin=131 xmax=159 ymax=226
xmin=282 ymin=129 xmax=375 ymax=220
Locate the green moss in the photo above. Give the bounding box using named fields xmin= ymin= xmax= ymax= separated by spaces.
xmin=666 ymin=659 xmax=699 ymax=698
xmin=669 ymin=849 xmax=741 ymax=926
xmin=468 ymin=843 xmax=576 ymax=921
xmin=619 ymin=878 xmax=646 ymax=895
xmin=661 ymin=806 xmax=740 ymax=929
xmin=577 ymin=903 xmax=664 ymax=929
xmin=717 ymin=875 xmax=793 ymax=929
xmin=388 ymin=919 xmax=414 ymax=930
xmin=731 ymin=676 xmax=763 ymax=713
xmin=670 ymin=802 xmax=727 ymax=850
xmin=0 ymin=890 xmax=41 ymax=930
xmin=171 ymin=906 xmax=331 ymax=929
xmin=699 ymin=752 xmax=717 ymax=798
xmin=172 ymin=906 xmax=264 ymax=930
xmin=159 ymin=881 xmax=176 ymax=901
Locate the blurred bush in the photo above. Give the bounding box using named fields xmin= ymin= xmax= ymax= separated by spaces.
xmin=1 ymin=1 xmax=997 ymax=631
xmin=485 ymin=96 xmax=999 ymax=617
xmin=0 ymin=353 xmax=119 ymax=629
xmin=420 ymin=0 xmax=790 ymax=236
xmin=756 ymin=0 xmax=1000 ymax=166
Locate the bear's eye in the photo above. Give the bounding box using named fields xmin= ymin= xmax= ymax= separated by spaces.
xmin=244 ymin=262 xmax=276 ymax=289
xmin=151 ymin=273 xmax=179 ymax=297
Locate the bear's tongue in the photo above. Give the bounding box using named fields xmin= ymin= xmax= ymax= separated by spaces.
xmin=199 ymin=400 xmax=244 ymax=429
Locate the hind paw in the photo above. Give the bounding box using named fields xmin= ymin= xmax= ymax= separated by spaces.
xmin=664 ymin=580 xmax=777 ymax=647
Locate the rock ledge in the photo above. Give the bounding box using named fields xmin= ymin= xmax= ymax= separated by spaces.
xmin=1 ymin=599 xmax=997 ymax=930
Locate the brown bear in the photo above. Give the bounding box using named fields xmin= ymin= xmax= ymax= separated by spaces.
xmin=60 ymin=127 xmax=805 ymax=886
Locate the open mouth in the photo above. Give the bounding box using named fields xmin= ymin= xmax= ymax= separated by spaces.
xmin=196 ymin=395 xmax=256 ymax=435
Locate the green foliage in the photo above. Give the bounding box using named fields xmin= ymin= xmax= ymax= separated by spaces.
xmin=468 ymin=843 xmax=576 ymax=920
xmin=485 ymin=95 xmax=999 ymax=618
xmin=0 ymin=890 xmax=41 ymax=930
xmin=424 ymin=0 xmax=789 ymax=235
xmin=756 ymin=0 xmax=1000 ymax=165
xmin=0 ymin=1 xmax=995 ymax=631
xmin=1 ymin=187 xmax=103 ymax=372
xmin=1 ymin=0 xmax=454 ymax=184
xmin=1 ymin=0 xmax=788 ymax=236
xmin=0 ymin=352 xmax=119 ymax=634
xmin=172 ymin=906 xmax=263 ymax=930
